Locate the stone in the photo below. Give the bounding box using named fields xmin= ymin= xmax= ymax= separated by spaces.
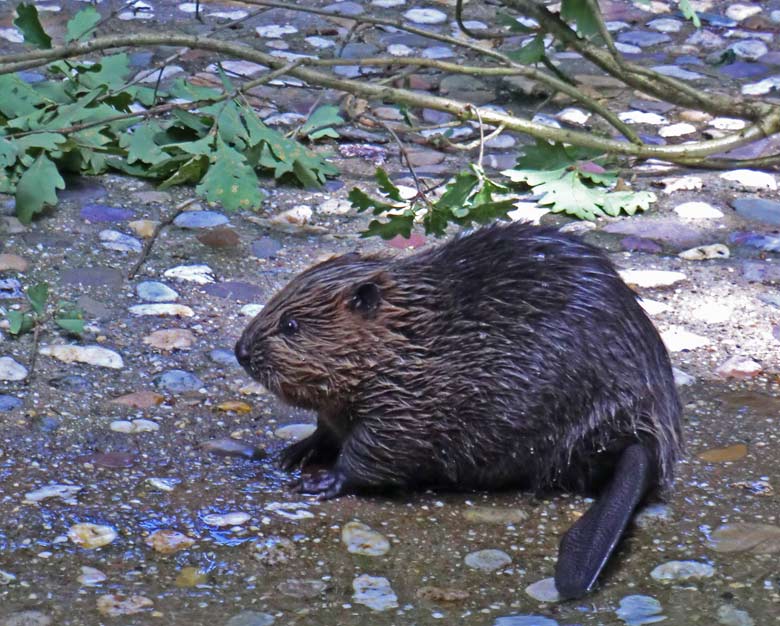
xmin=616 ymin=594 xmax=665 ymax=626
xmin=618 ymin=111 xmax=668 ymax=125
xmin=464 ymin=549 xmax=511 ymax=571
xmin=650 ymin=65 xmax=704 ymax=81
xmin=0 ymin=253 xmax=29 ymax=272
xmin=0 ymin=357 xmax=27 ymax=381
xmin=659 ymin=122 xmax=696 ymax=137
xmin=163 ymin=264 xmax=215 ymax=284
xmin=156 ymin=370 xmax=203 ymax=393
xmin=650 ymin=560 xmax=714 ymax=582
xmin=352 ymin=574 xmax=398 ymax=611
xmin=145 ymin=529 xmax=195 ymax=554
xmin=715 ymin=355 xmax=762 ymax=379
xmin=731 ymin=40 xmax=769 ymax=61
xmin=494 ymin=617 xmax=559 ymax=626
xmin=129 ymin=304 xmax=194 ymax=317
xmin=619 ymin=270 xmax=687 ymax=288
xmin=673 ymin=202 xmax=723 ymax=220
xmin=647 ymin=17 xmax=682 ymax=32
xmin=726 ymin=4 xmax=762 ymax=21
xmin=742 ymin=76 xmax=780 ymax=96
xmin=731 ymin=231 xmax=780 ymax=253
xmin=678 ymin=244 xmax=730 ymax=261
xmin=709 ymin=117 xmax=747 ymax=131
xmin=0 ymin=395 xmax=22 ymax=411
xmin=524 ymin=578 xmax=561 ymax=603
xmin=556 ymin=108 xmax=591 ymax=125
xmin=173 ymin=210 xmax=229 ymax=229
xmin=203 ymin=281 xmax=263 ymax=301
xmin=731 ymin=197 xmax=780 ymax=225
xmin=722 ymin=170 xmax=777 ymax=191
xmin=68 ymin=523 xmax=117 ymax=548
xmin=661 ymin=326 xmax=709 ymax=351
xmin=743 ymin=261 xmax=780 ymax=283
xmin=136 ymin=281 xmax=179 ymax=302
xmin=39 ymin=344 xmax=124 ymax=369
xmin=144 ymin=329 xmax=195 ymax=351
xmin=274 ymin=423 xmax=316 ymax=441
xmin=0 ymin=278 xmax=23 ymax=299
xmin=255 ymin=24 xmax=297 ymax=38
xmin=717 ymin=604 xmax=754 ymax=626
xmin=403 ymin=8 xmax=447 ymax=24
xmin=341 ymin=521 xmax=390 ymax=556
xmin=270 ymin=205 xmax=312 ymax=226
xmin=422 ymin=46 xmax=455 ymax=59
xmin=80 ymin=204 xmax=134 ymax=222
xmin=203 ymin=512 xmax=251 ymax=527
xmin=251 ymin=236 xmax=282 ymax=258
xmin=99 ymin=230 xmax=142 ymax=253
xmin=202 ymin=438 xmax=265 ymax=460
xmin=197 ymin=227 xmax=240 ymax=249
xmin=225 ymin=612 xmax=275 ymax=626
xmin=617 ymin=30 xmax=670 ymax=47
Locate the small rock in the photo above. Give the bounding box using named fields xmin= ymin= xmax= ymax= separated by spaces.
xmin=0 ymin=395 xmax=23 ymax=412
xmin=156 ymin=369 xmax=202 ymax=393
xmin=128 ymin=219 xmax=159 ymax=238
xmin=639 ymin=298 xmax=670 ymax=315
xmin=68 ymin=523 xmax=117 ymax=548
xmin=197 ymin=227 xmax=240 ymax=248
xmin=726 ymin=4 xmax=761 ymax=21
xmin=80 ymin=204 xmax=134 ymax=223
xmin=651 ymin=65 xmax=704 ymax=81
xmin=274 ymin=423 xmax=316 ymax=441
xmin=318 ymin=198 xmax=354 ymax=215
xmin=254 ymin=536 xmax=297 ymax=565
xmin=619 ymin=270 xmax=687 ymax=288
xmin=678 ymin=244 xmax=730 ymax=261
xmin=136 ymin=281 xmax=179 ymax=302
xmin=556 ymin=108 xmax=591 ymax=125
xmin=0 ymin=253 xmax=29 ymax=272
xmin=341 ymin=521 xmax=390 ymax=556
xmin=463 ymin=506 xmax=529 ymax=524
xmin=617 ymin=30 xmax=670 ymax=48
xmin=352 ymin=574 xmax=399 ymax=611
xmin=708 ymin=523 xmax=780 ymax=554
xmin=39 ymin=344 xmax=124 ymax=369
xmin=647 ymin=17 xmax=681 ymax=32
xmin=464 ymin=548 xmax=511 ymax=571
xmin=699 ymin=442 xmax=749 ymax=463
xmin=524 ymin=578 xmax=561 ymax=603
xmin=404 ymin=8 xmax=447 ymax=24
xmin=717 ymin=604 xmax=755 ymax=626
xmin=163 ymin=264 xmax=215 ymax=284
xmin=0 ymin=357 xmax=27 ymax=381
xmin=662 ymin=175 xmax=702 ymax=193
xmin=720 ymin=169 xmax=777 ymax=191
xmin=661 ymin=326 xmax=710 ymax=351
xmin=271 ymin=205 xmax=312 ymax=226
xmin=621 ymin=236 xmax=663 ymax=253
xmin=731 ymin=40 xmax=769 ymax=62
xmin=710 ymin=117 xmax=747 ymax=131
xmin=174 ymin=210 xmax=228 ymax=229
xmin=251 ymin=237 xmax=282 ymax=259
xmin=175 ymin=566 xmax=208 ymax=588
xmin=110 ymin=419 xmax=159 ymax=433
xmin=202 ymin=437 xmax=266 ymax=460
xmin=650 ymin=560 xmax=714 ymax=582
xmin=659 ymin=122 xmax=696 ymax=138
xmin=210 ymin=348 xmax=240 ymax=367
xmin=110 ymin=390 xmax=165 ymax=408
xmin=277 ymin=578 xmax=327 ymax=598
xmin=674 ymin=202 xmax=723 ymax=220
xmin=147 ymin=477 xmax=179 ymax=491
xmin=145 ymin=529 xmax=195 ymax=554
xmin=143 ymin=328 xmax=195 ymax=351
xmin=96 ymin=594 xmax=153 ymax=617
xmin=240 ymin=303 xmax=265 ymax=317
xmin=129 ymin=303 xmax=194 ymax=317
xmin=416 ymin=586 xmax=470 ymax=602
xmin=494 ymin=616 xmax=559 ymax=626
xmin=77 ymin=451 xmax=136 ymax=468
xmin=635 ymin=503 xmax=673 ymax=528
xmin=24 ymin=484 xmax=82 ymax=504
xmin=203 ymin=512 xmax=251 ymax=527
xmin=99 ymin=229 xmax=142 ymax=253
xmin=255 ymin=24 xmax=297 ymax=38
xmin=0 ymin=611 xmax=52 ymax=626
xmin=616 ymin=594 xmax=665 ymax=626
xmin=715 ymin=356 xmax=762 ymax=379
xmin=0 ymin=278 xmax=24 ymax=299
xmin=731 ymin=197 xmax=780 ymax=226
xmin=78 ymin=566 xmax=107 ymax=586
xmin=225 ymin=611 xmax=275 ymax=626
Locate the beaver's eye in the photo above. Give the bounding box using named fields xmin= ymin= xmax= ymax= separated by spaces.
xmin=280 ymin=318 xmax=299 ymax=335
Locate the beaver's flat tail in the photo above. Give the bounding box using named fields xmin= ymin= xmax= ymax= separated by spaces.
xmin=554 ymin=443 xmax=653 ymax=599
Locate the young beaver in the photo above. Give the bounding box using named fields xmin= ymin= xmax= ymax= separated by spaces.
xmin=235 ymin=221 xmax=683 ymax=599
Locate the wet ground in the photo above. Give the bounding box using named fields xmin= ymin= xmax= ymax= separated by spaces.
xmin=2 ymin=0 xmax=780 ymax=625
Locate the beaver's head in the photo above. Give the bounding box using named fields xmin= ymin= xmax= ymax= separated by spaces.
xmin=235 ymin=253 xmax=406 ymax=411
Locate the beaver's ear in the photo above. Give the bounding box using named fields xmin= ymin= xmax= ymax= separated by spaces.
xmin=350 ymin=282 xmax=381 ymax=315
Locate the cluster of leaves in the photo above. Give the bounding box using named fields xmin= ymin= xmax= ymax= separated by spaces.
xmin=0 ymin=4 xmax=340 ymax=224
xmin=4 ymin=282 xmax=84 ymax=337
xmin=349 ymin=165 xmax=517 ymax=239
xmin=503 ymin=139 xmax=656 ymax=220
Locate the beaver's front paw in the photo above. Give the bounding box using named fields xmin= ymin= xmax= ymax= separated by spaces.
xmin=279 ymin=436 xmax=318 ymax=471
xmin=290 ymin=468 xmax=349 ymax=500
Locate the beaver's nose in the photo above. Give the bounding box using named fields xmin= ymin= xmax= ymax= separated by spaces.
xmin=235 ymin=338 xmax=252 ymax=369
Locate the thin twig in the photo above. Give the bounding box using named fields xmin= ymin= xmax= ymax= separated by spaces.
xmin=128 ymin=198 xmax=199 ymax=279
xmin=23 ymin=320 xmax=43 ymax=385
xmin=375 ymin=117 xmax=428 ymax=204
xmin=455 ymin=0 xmax=506 ymax=39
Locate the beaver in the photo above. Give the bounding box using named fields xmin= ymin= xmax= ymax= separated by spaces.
xmin=235 ymin=221 xmax=683 ymax=599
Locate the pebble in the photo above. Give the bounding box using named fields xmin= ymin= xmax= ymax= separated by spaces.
xmin=720 ymin=169 xmax=777 ymax=191
xmin=715 ymin=355 xmax=762 ymax=379
xmin=341 ymin=521 xmax=391 ymax=556
xmin=403 ymin=8 xmax=447 ymax=24
xmin=0 ymin=253 xmax=30 ymax=272
xmin=673 ymin=368 xmax=695 ymax=386
xmin=306 ymin=36 xmax=335 ymax=49
xmin=209 ymin=348 xmax=240 ymax=367
xmin=708 ymin=522 xmax=780 ymax=553
xmin=717 ymin=604 xmax=755 ymax=626
xmin=494 ymin=617 xmax=559 ymax=626
xmin=78 ymin=566 xmax=107 ymax=587
xmin=225 ymin=611 xmax=275 ymax=626
xmin=277 ymin=578 xmax=328 ymax=598
xmin=0 ymin=395 xmax=22 ymax=411
xmin=731 ymin=197 xmax=780 ymax=226
xmin=129 ymin=303 xmax=195 ymax=317
xmin=742 ymin=75 xmax=780 ymax=96
xmin=616 ymin=595 xmax=665 ymax=625
xmin=659 ymin=122 xmax=696 ymax=137
xmin=274 ymin=423 xmax=316 ymax=441
xmin=128 ymin=219 xmax=158 ymax=238
xmin=674 ymin=202 xmax=723 ymax=220
xmin=416 ymin=586 xmax=469 ymax=602
xmin=699 ymin=442 xmax=748 ymax=463
xmin=0 ymin=357 xmax=27 ymax=382
xmin=639 ymin=298 xmax=670 ymax=315
xmin=39 ymin=344 xmax=124 ymax=369
xmin=617 ymin=30 xmax=670 ymax=48
xmin=80 ymin=204 xmax=134 ymax=223
xmin=0 ymin=612 xmax=52 ymax=626
xmin=661 ymin=326 xmax=710 ymax=351
xmin=68 ymin=523 xmax=118 ymax=548
xmin=174 ymin=210 xmax=228 ymax=229
xmin=651 ymin=65 xmax=704 ymax=81
xmin=726 ymin=4 xmax=762 ymax=21
xmin=24 ymin=484 xmax=82 ymax=504
xmin=619 ymin=270 xmax=687 ymax=288
xmin=240 ymin=304 xmax=264 ymax=317
xmin=731 ymin=40 xmax=769 ymax=61
xmin=423 ymin=46 xmax=455 ymax=59
xmin=524 ymin=577 xmax=561 ymax=603
xmin=635 ymin=503 xmax=674 ymax=528
xmin=618 ymin=111 xmax=667 ymax=125
xmin=111 ymin=390 xmax=165 ymax=408
xmin=556 ymin=108 xmax=591 ymax=126
xmin=352 ymin=574 xmax=399 ymax=611
xmin=100 ymin=229 xmax=142 ymax=253
xmin=156 ymin=369 xmax=203 ymax=393
xmin=197 ymin=227 xmax=240 ymax=249
xmin=255 ymin=24 xmax=297 ymax=38
xmin=678 ymin=244 xmax=730 ymax=261
xmin=203 ymin=512 xmax=251 ymax=527
xmin=147 ymin=477 xmax=179 ymax=491
xmin=464 ymin=548 xmax=511 ymax=571
xmin=202 ymin=437 xmax=266 ymax=460
xmin=145 ymin=529 xmax=195 ymax=553
xmin=0 ymin=278 xmax=24 ymax=299
xmin=463 ymin=506 xmax=529 ymax=524
xmin=144 ymin=328 xmax=195 ymax=351
xmin=270 ymin=205 xmax=312 ymax=226
xmin=110 ymin=419 xmax=159 ymax=433
xmin=96 ymin=594 xmax=153 ymax=617
xmin=318 ymin=198 xmax=353 ymax=215
xmin=650 ymin=560 xmax=714 ymax=582
xmin=0 ymin=570 xmax=17 ymax=585
xmin=175 ymin=567 xmax=208 ymax=588
xmin=163 ymin=264 xmax=216 ymax=284
xmin=647 ymin=18 xmax=681 ymax=32
xmin=709 ymin=117 xmax=747 ymax=131
xmin=136 ymin=281 xmax=179 ymax=302
xmin=251 ymin=236 xmax=282 ymax=259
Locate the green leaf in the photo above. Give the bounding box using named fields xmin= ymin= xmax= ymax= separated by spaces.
xmin=14 ymin=132 xmax=68 ymax=153
xmin=26 ymin=282 xmax=49 ymax=315
xmin=120 ymin=123 xmax=168 ymax=165
xmin=169 ymin=78 xmax=222 ymax=102
xmin=299 ymin=105 xmax=344 ymax=140
xmin=76 ymin=54 xmax=131 ymax=91
xmin=6 ymin=310 xmax=34 ymax=335
xmin=158 ymin=155 xmax=209 ymax=189
xmin=454 ymin=200 xmax=517 ymax=226
xmin=678 ymin=0 xmax=701 ymax=28
xmin=0 ymin=137 xmax=20 ymax=168
xmin=577 ymin=165 xmax=616 ymax=186
xmin=506 ymin=34 xmax=545 ymax=65
xmin=513 ymin=139 xmax=605 ymax=171
xmin=375 ymin=167 xmax=403 ymax=202
xmin=561 ymin=0 xmax=601 ymax=39
xmin=601 ymin=190 xmax=656 ymax=216
xmin=15 ymin=154 xmax=65 ymax=223
xmin=213 ymin=102 xmax=249 ymax=149
xmin=348 ymin=187 xmax=403 ymax=215
xmin=66 ymin=6 xmax=101 ymax=42
xmin=196 ymin=137 xmax=264 ymax=211
xmin=534 ymin=169 xmax=606 ymax=220
xmin=14 ymin=3 xmax=51 ymax=49
xmin=496 ymin=12 xmax=534 ymax=33
xmin=55 ymin=317 xmax=85 ymax=335
xmin=0 ymin=74 xmax=46 ymax=118
xmin=436 ymin=171 xmax=480 ymax=210
xmin=363 ymin=214 xmax=415 ymax=239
